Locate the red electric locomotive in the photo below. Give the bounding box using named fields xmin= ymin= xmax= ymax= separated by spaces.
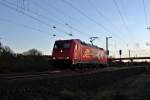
xmin=52 ymin=39 xmax=108 ymax=68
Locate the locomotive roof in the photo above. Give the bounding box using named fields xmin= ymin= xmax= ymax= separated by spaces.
xmin=56 ymin=39 xmax=104 ymax=50
xmin=78 ymin=40 xmax=104 ymax=50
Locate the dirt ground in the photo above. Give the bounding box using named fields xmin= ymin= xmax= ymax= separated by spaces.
xmin=0 ymin=66 xmax=149 ymax=100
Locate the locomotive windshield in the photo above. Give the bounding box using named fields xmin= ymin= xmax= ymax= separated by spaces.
xmin=54 ymin=42 xmax=70 ymax=49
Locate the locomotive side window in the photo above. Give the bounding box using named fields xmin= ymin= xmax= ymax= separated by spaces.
xmin=54 ymin=43 xmax=62 ymax=49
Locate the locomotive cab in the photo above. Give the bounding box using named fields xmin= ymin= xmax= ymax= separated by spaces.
xmin=52 ymin=40 xmax=74 ymax=68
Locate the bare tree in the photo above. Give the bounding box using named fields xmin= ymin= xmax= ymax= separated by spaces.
xmin=23 ymin=48 xmax=42 ymax=56
xmin=2 ymin=46 xmax=14 ymax=56
xmin=0 ymin=42 xmax=2 ymax=53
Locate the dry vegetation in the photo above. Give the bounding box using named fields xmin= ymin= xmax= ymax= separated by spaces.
xmin=0 ymin=43 xmax=53 ymax=73
xmin=0 ymin=66 xmax=148 ymax=100
xmin=0 ymin=55 xmax=52 ymax=73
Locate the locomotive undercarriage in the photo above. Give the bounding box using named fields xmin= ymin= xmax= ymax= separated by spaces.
xmin=52 ymin=60 xmax=107 ymax=69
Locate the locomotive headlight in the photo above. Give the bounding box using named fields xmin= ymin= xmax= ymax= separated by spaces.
xmin=66 ymin=57 xmax=69 ymax=59
xmin=52 ymin=57 xmax=56 ymax=59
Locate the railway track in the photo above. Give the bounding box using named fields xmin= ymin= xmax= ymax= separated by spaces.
xmin=0 ymin=70 xmax=62 ymax=81
xmin=0 ymin=66 xmax=146 ymax=82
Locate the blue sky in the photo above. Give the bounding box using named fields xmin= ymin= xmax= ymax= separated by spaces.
xmin=0 ymin=0 xmax=150 ymax=57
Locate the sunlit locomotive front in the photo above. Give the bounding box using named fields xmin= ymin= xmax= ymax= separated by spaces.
xmin=52 ymin=39 xmax=107 ymax=69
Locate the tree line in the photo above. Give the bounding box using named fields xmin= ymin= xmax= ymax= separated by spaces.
xmin=0 ymin=42 xmax=52 ymax=74
xmin=0 ymin=42 xmax=42 ymax=56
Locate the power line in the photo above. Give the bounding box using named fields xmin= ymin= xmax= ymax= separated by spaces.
xmin=62 ymin=0 xmax=112 ymax=35
xmin=30 ymin=0 xmax=92 ymax=37
xmin=0 ymin=0 xmax=72 ymax=37
xmin=1 ymin=0 xmax=51 ymax=27
xmin=4 ymin=0 xmax=63 ymax=26
xmin=4 ymin=0 xmax=89 ymax=38
xmin=33 ymin=1 xmax=67 ymax=25
xmin=62 ymin=0 xmax=130 ymax=50
xmin=44 ymin=0 xmax=83 ymax=25
xmin=112 ymin=0 xmax=130 ymax=33
xmin=87 ymin=0 xmax=128 ymax=44
xmin=61 ymin=0 xmax=127 ymax=50
xmin=112 ymin=0 xmax=138 ymax=53
xmin=87 ymin=0 xmax=112 ymax=25
xmin=0 ymin=17 xmax=51 ymax=34
xmin=142 ymin=0 xmax=148 ymax=28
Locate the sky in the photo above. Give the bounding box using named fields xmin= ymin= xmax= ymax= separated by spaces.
xmin=0 ymin=0 xmax=150 ymax=57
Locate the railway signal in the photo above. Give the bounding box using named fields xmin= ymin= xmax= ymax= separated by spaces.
xmin=119 ymin=50 xmax=122 ymax=62
xmin=119 ymin=50 xmax=122 ymax=55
